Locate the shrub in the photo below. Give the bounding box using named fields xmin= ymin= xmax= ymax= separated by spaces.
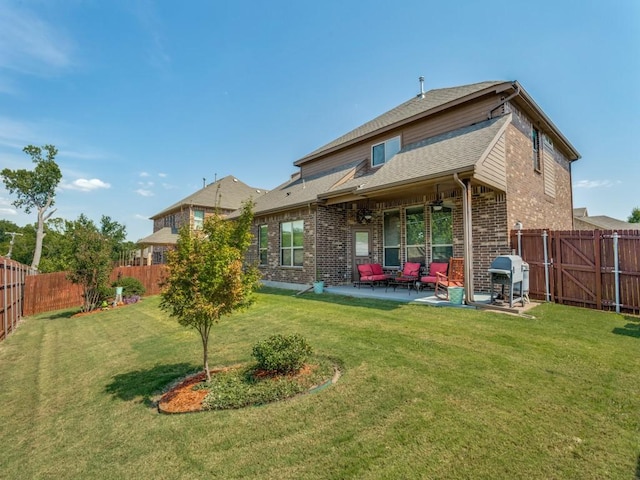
xmin=112 ymin=276 xmax=146 ymax=297
xmin=251 ymin=334 xmax=312 ymax=374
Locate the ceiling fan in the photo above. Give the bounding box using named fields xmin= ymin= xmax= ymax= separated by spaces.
xmin=429 ymin=185 xmax=444 ymax=211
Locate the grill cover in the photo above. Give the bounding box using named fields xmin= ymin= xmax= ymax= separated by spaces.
xmin=488 ymin=255 xmax=524 ymax=283
xmin=488 ymin=255 xmax=528 ymax=307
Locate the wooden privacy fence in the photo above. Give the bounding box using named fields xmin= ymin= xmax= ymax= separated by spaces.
xmin=511 ymin=229 xmax=640 ymax=314
xmin=22 ymin=265 xmax=168 ymax=316
xmin=0 ymin=257 xmax=36 ymax=341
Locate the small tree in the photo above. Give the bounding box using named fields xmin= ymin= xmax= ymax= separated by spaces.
xmin=1 ymin=145 xmax=62 ymax=270
xmin=628 ymin=207 xmax=640 ymax=224
xmin=66 ymin=215 xmax=113 ymax=312
xmin=160 ymin=202 xmax=260 ymax=382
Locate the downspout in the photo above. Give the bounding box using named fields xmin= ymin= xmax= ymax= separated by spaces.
xmin=453 ymin=173 xmax=474 ymax=303
xmin=488 ymin=82 xmax=520 ymax=119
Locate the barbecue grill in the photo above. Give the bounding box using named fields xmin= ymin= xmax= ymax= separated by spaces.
xmin=488 ymin=255 xmax=529 ymax=308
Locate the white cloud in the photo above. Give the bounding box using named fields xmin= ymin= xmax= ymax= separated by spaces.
xmin=573 ymin=179 xmax=617 ymax=189
xmin=140 ymin=172 xmax=150 ymax=177
xmin=0 ymin=207 xmax=16 ymax=216
xmin=134 ymin=213 xmax=149 ymax=220
xmin=60 ymin=178 xmax=111 ymax=192
xmin=158 ymin=173 xmax=167 ymax=178
xmin=0 ymin=4 xmax=73 ymax=77
xmin=138 ymin=181 xmax=154 ymax=187
xmin=135 ymin=189 xmax=154 ymax=197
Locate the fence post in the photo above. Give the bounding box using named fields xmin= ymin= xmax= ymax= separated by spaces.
xmin=542 ymin=230 xmax=551 ymax=302
xmin=613 ymin=232 xmax=620 ymax=314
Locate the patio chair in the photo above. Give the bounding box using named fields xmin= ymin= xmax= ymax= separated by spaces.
xmin=435 ymin=257 xmax=464 ymax=299
xmin=355 ymin=263 xmax=392 ymax=289
xmin=418 ymin=261 xmax=449 ymax=290
xmin=387 ymin=262 xmax=421 ymax=292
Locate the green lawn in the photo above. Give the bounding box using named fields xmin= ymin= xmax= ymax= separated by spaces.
xmin=1 ymin=288 xmax=638 ymax=479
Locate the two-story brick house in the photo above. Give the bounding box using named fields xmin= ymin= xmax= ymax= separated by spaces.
xmin=139 ymin=175 xmax=266 ymax=264
xmin=245 ymin=80 xmax=580 ymax=297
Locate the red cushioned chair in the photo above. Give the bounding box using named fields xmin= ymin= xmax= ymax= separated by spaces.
xmin=387 ymin=262 xmax=421 ymax=292
xmin=418 ymin=262 xmax=449 ymax=290
xmin=355 ymin=263 xmax=392 ymax=289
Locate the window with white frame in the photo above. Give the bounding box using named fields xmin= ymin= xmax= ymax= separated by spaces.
xmin=193 ymin=210 xmax=204 ymax=230
xmin=405 ymin=206 xmax=425 ymax=264
xmin=259 ymin=224 xmax=268 ymax=266
xmin=372 ymin=136 xmax=401 ymax=167
xmin=431 ymin=206 xmax=453 ymax=261
xmin=383 ymin=210 xmax=400 ymax=267
xmin=280 ymin=220 xmax=304 ymax=267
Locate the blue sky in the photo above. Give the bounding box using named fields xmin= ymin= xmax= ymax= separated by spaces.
xmin=1 ymin=0 xmax=638 ymax=242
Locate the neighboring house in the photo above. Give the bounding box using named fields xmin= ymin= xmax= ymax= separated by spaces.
xmin=243 ymin=80 xmax=581 ymax=295
xmin=573 ymin=207 xmax=639 ymax=231
xmin=139 ymin=175 xmax=266 ymax=264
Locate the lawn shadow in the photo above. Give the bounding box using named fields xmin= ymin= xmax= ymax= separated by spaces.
xmin=43 ymin=310 xmax=79 ymax=320
xmin=298 ymin=292 xmax=401 ymax=311
xmin=258 ymin=286 xmax=401 ymax=311
xmin=105 ymin=362 xmax=199 ymax=407
xmin=612 ymin=316 xmax=640 ymax=339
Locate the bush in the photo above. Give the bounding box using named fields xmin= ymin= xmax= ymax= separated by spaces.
xmin=251 ymin=334 xmax=312 ymax=374
xmin=112 ymin=276 xmax=146 ymax=297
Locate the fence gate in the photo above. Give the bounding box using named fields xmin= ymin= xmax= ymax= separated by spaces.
xmin=553 ymin=230 xmax=601 ymax=310
xmin=512 ymin=229 xmax=640 ymax=314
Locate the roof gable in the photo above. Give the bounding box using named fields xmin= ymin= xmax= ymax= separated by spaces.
xmin=151 ymin=175 xmax=266 ymax=219
xmin=295 ymin=81 xmax=508 ymax=165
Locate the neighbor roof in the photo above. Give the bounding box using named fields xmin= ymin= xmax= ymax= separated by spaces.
xmin=573 ymin=211 xmax=638 ymax=231
xmin=295 ymin=81 xmax=507 ymax=165
xmin=137 ymin=227 xmax=178 ymax=246
xmin=150 ymin=175 xmax=266 ymax=219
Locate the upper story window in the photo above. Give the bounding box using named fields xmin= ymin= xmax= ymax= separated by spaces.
xmin=163 ymin=214 xmax=176 ymax=229
xmin=259 ymin=225 xmax=268 ymax=266
xmin=532 ymin=128 xmax=541 ymax=172
xmin=372 ymin=136 xmax=401 ymax=167
xmin=543 ymin=134 xmax=554 ymax=151
xmin=193 ymin=210 xmax=204 ymax=230
xmin=280 ymin=220 xmax=304 ymax=267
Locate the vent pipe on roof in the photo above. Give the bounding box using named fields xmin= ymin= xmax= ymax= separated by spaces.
xmin=418 ymin=76 xmax=425 ymax=98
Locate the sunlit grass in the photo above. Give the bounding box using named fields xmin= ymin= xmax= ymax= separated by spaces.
xmin=0 ymin=288 xmax=638 ymax=479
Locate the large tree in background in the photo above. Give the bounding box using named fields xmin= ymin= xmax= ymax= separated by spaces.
xmin=1 ymin=145 xmax=62 ymax=270
xmin=628 ymin=207 xmax=640 ymax=224
xmin=160 ymin=202 xmax=260 ymax=381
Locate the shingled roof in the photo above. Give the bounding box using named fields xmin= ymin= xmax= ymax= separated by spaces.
xmin=251 ymin=115 xmax=510 ymax=215
xmin=137 ymin=227 xmax=178 ymax=245
xmin=573 ymin=208 xmax=638 ymax=231
xmin=295 ymin=81 xmax=507 ymax=165
xmin=358 ymin=115 xmax=510 ymax=193
xmin=150 ymin=175 xmax=266 ymax=220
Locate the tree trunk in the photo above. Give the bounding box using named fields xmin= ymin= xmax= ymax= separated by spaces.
xmin=31 ymin=207 xmax=45 ymax=270
xmin=201 ymin=329 xmax=211 ymax=382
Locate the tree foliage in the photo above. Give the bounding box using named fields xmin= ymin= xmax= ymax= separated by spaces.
xmin=37 ymin=215 xmax=132 ymax=273
xmin=160 ymin=202 xmax=260 ymax=381
xmin=628 ymin=207 xmax=640 ymax=224
xmin=0 ymin=145 xmax=62 ymax=269
xmin=0 ymin=220 xmax=36 ymax=265
xmin=65 ymin=214 xmax=113 ymax=312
